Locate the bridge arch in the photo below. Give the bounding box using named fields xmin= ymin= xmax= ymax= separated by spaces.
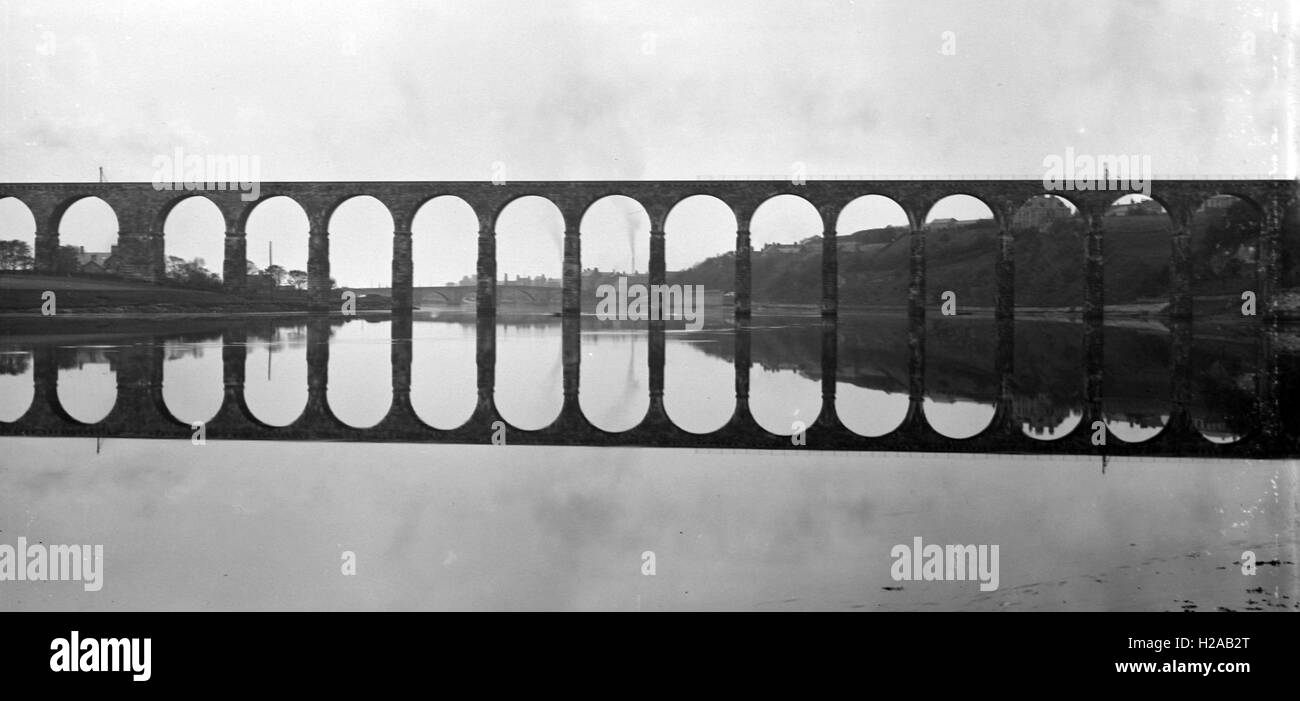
xmin=922 ymin=193 xmax=999 ymax=439
xmin=579 ymin=194 xmax=651 ymax=433
xmin=1101 ymin=193 xmax=1174 ymax=443
xmin=155 ymin=192 xmax=234 ymax=235
xmin=835 ymin=194 xmax=911 ymax=437
xmin=491 ymin=193 xmax=564 ymax=232
xmin=921 ymin=191 xmax=1003 ymax=230
xmin=57 ymin=345 xmax=118 ymax=425
xmin=1188 ymin=192 xmax=1263 ymax=444
xmin=0 ymin=196 xmax=37 ymax=271
xmin=55 ymin=196 xmax=119 ymax=274
xmin=494 ymin=195 xmax=564 ymax=430
xmin=0 ymin=344 xmax=33 ymax=422
xmin=662 ymin=194 xmax=736 ymax=435
xmin=243 ymin=322 xmax=309 ymax=427
xmin=244 ymin=196 xmax=310 ymax=290
xmin=1011 ymin=193 xmax=1086 ymax=441
xmin=328 ymin=195 xmax=394 ymax=289
xmin=237 ymin=192 xmax=307 ymax=232
xmin=747 ymin=193 xmax=824 ymax=436
xmin=411 ymin=195 xmax=477 ymax=288
xmin=161 ymin=334 xmax=224 ymax=425
xmin=161 ymin=194 xmax=227 ymax=288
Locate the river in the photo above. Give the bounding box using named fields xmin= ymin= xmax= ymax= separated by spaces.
xmin=0 ymin=310 xmax=1296 ymax=610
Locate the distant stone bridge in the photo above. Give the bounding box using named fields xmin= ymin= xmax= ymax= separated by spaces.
xmin=350 ymin=284 xmax=562 ymax=307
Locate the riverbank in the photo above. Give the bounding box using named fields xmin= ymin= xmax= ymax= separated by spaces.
xmin=0 ymin=272 xmax=401 ymax=315
xmin=5 ymin=273 xmax=1299 ymax=322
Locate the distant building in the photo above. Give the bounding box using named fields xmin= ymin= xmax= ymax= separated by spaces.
xmin=1203 ymin=194 xmax=1237 ymax=209
xmin=762 ymin=242 xmax=803 ymax=255
xmin=74 ymin=246 xmax=118 ymax=275
xmin=501 ymin=273 xmax=562 ymax=287
xmin=1107 ymin=199 xmax=1166 ymax=217
xmin=1013 ymin=196 xmax=1073 ymax=231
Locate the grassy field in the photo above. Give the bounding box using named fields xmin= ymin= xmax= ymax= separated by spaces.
xmin=0 ymin=273 xmax=315 ymax=313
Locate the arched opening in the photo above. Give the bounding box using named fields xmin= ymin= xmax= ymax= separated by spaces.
xmin=0 ymin=197 xmax=37 ymax=272
xmin=56 ymin=197 xmax=118 ymax=276
xmin=245 ymin=196 xmax=310 ymax=298
xmin=162 ymin=196 xmax=225 ymax=290
xmin=0 ymin=198 xmax=37 ymax=420
xmin=1189 ymin=194 xmax=1261 ymax=443
xmin=328 ymin=318 xmax=393 ymax=428
xmin=579 ymin=194 xmax=650 ymax=432
xmin=0 ymin=345 xmax=33 ymax=422
xmin=923 ymin=194 xmax=997 ymax=439
xmin=243 ymin=322 xmax=308 ymax=427
xmin=326 ymin=196 xmax=395 ymax=429
xmin=329 ymin=195 xmax=394 ymax=289
xmin=835 ymin=194 xmax=910 ymax=436
xmin=1011 ymin=194 xmax=1085 ymax=440
xmin=162 ymin=333 xmax=224 ymax=424
xmin=1102 ymin=194 xmax=1172 ymax=442
xmin=663 ymin=194 xmax=736 ymax=434
xmin=747 ymin=194 xmax=823 ymax=436
xmin=494 ymin=196 xmax=564 ymax=430
xmin=57 ymin=345 xmax=116 ymax=424
xmin=410 ymin=195 xmax=479 ymax=429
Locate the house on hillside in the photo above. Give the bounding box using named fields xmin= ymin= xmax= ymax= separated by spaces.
xmin=1107 ymin=199 xmax=1166 ymax=217
xmin=762 ymin=242 xmax=803 ymax=255
xmin=74 ymin=246 xmax=118 ymax=275
xmin=1013 ymin=196 xmax=1073 ymax=231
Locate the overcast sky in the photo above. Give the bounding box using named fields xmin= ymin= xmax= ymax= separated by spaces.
xmin=0 ymin=0 xmax=1293 ymax=285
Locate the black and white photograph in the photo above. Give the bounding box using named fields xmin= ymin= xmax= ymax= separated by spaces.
xmin=0 ymin=0 xmax=1296 ymax=684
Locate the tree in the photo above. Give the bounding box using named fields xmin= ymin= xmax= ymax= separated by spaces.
xmin=0 ymin=352 xmax=30 ymax=375
xmin=0 ymin=240 xmax=33 ymax=271
xmin=166 ymin=255 xmax=188 ymax=279
xmin=288 ymin=269 xmax=308 ymax=290
xmin=265 ymin=264 xmax=287 ymax=287
xmin=54 ymin=245 xmax=81 ymax=274
xmin=166 ymin=256 xmax=221 ymax=289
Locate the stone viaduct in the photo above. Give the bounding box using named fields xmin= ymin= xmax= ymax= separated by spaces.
xmin=1 ymin=179 xmax=1296 ymax=458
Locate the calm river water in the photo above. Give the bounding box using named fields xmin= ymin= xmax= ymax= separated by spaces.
xmin=0 ymin=311 xmax=1296 ymax=610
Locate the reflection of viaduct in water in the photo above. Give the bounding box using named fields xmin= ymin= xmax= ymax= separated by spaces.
xmin=0 ymin=179 xmax=1296 ymax=458
xmin=689 ymin=316 xmax=1266 ymax=437
xmin=1 ymin=312 xmax=1292 ymax=458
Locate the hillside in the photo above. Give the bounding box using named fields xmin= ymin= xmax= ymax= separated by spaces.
xmin=669 ymin=211 xmax=1283 ymax=310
